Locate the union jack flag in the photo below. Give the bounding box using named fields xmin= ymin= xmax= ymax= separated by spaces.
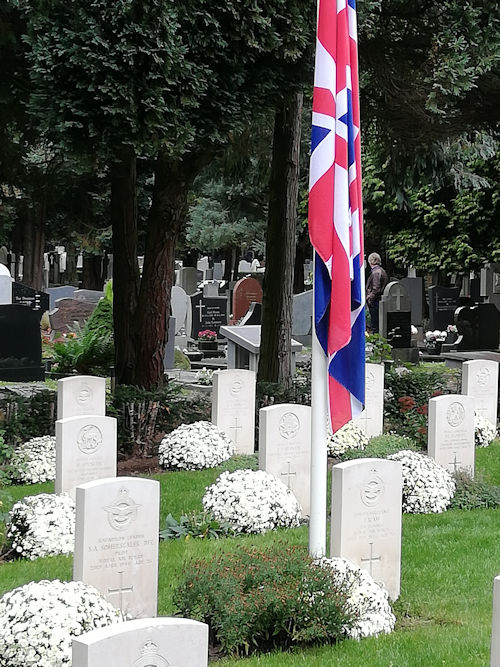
xmin=308 ymin=0 xmax=365 ymax=433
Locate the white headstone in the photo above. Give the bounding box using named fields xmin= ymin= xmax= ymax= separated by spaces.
xmin=462 ymin=360 xmax=498 ymax=426
xmin=428 ymin=394 xmax=475 ymax=476
xmin=55 ymin=415 xmax=117 ymax=498
xmin=212 ymin=369 xmax=256 ymax=454
xmin=57 ymin=375 xmax=106 ymax=420
xmin=72 ymin=617 xmax=209 ymax=667
xmin=0 ymin=263 xmax=12 ymax=305
xmin=330 ymin=458 xmax=402 ymax=600
xmin=259 ymin=404 xmax=311 ymax=515
xmin=355 ymin=363 xmax=385 ymax=437
xmin=492 ymin=575 xmax=500 ymax=667
xmin=171 ymin=285 xmax=189 ymax=335
xmin=73 ymin=477 xmax=160 ymax=618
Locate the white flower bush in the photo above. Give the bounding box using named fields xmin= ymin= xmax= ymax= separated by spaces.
xmin=7 ymin=493 xmax=75 ymax=560
xmin=474 ymin=412 xmax=497 ymax=448
xmin=10 ymin=435 xmax=56 ymax=484
xmin=203 ymin=469 xmax=302 ymax=534
xmin=327 ymin=420 xmax=368 ymax=457
xmin=0 ymin=579 xmax=124 ymax=667
xmin=387 ymin=450 xmax=455 ymax=514
xmin=158 ymin=421 xmax=234 ymax=470
xmin=315 ymin=557 xmax=396 ymax=639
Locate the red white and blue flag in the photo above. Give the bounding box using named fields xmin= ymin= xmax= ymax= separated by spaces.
xmin=308 ymin=0 xmax=365 ymax=433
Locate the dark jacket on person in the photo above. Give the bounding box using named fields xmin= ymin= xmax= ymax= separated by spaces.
xmin=366 ymin=264 xmax=388 ymax=305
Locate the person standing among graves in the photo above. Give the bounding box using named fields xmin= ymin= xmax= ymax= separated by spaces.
xmin=366 ymin=252 xmax=388 ymax=334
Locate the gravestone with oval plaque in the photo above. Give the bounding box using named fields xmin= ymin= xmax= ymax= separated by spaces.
xmin=428 ymin=394 xmax=476 ymax=476
xmin=73 ymin=477 xmax=160 ymax=618
xmin=462 ymin=359 xmax=498 ymax=426
xmin=330 ymin=458 xmax=402 ymax=600
xmin=57 ymin=375 xmax=106 ymax=420
xmin=354 ymin=363 xmax=384 ymax=437
xmin=259 ymin=404 xmax=311 ymax=515
xmin=211 ymin=369 xmax=256 ymax=454
xmin=55 ymin=415 xmax=117 ymax=498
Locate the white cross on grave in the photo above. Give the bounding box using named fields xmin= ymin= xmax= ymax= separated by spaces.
xmin=391 ymin=284 xmax=405 ymax=310
xmin=281 ymin=461 xmax=297 ymax=489
xmin=229 ymin=417 xmax=242 ymax=444
xmin=361 ymin=542 xmax=381 ymax=577
xmin=448 ymin=452 xmax=462 ymax=473
xmin=107 ymin=570 xmax=134 ymax=610
xmin=196 ymin=301 xmax=205 ymax=320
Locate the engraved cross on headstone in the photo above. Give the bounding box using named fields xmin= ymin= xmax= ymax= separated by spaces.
xmin=107 ymin=570 xmax=134 ymax=609
xmin=281 ymin=461 xmax=296 ymax=489
xmin=229 ymin=417 xmax=242 ymax=444
xmin=391 ymin=284 xmax=405 ymax=310
xmin=196 ymin=300 xmax=205 ymax=320
xmin=448 ymin=452 xmax=462 ymax=473
xmin=361 ymin=542 xmax=381 ymax=577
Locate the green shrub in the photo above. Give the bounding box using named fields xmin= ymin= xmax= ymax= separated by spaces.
xmin=51 ymin=325 xmax=113 ymax=376
xmin=339 ymin=433 xmax=418 ymax=462
xmin=174 ymin=348 xmax=191 ymax=370
xmin=85 ymin=298 xmax=113 ymax=335
xmin=0 ymin=389 xmax=56 ymax=445
xmin=449 ymin=471 xmax=500 ymax=510
xmin=174 ymin=544 xmax=354 ymax=657
xmin=160 ymin=511 xmax=236 ymax=541
xmin=365 ymin=334 xmax=392 ymax=363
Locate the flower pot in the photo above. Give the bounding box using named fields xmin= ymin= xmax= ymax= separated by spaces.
xmin=198 ymin=341 xmax=217 ymax=352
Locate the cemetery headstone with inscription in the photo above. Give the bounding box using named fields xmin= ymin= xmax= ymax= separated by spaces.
xmin=330 ymin=458 xmax=403 ymax=600
xmin=0 ymin=304 xmax=44 ymax=381
xmin=73 ymin=617 xmax=209 ymax=667
xmin=355 ymin=363 xmax=384 ymax=437
xmin=462 ymin=359 xmax=499 ymax=426
xmin=57 ymin=375 xmax=106 ymax=419
xmin=428 ymin=285 xmax=460 ymax=331
xmin=379 ymin=281 xmax=411 ymax=348
xmin=259 ymin=404 xmax=311 ymax=515
xmin=212 ymin=369 xmax=256 ymax=454
xmin=73 ymin=477 xmax=160 ymax=618
xmin=188 ymin=292 xmax=227 ymax=339
xmin=232 ymin=277 xmax=263 ymax=321
xmin=55 ymin=415 xmax=117 ymax=498
xmin=428 ymin=394 xmax=475 ymax=476
xmin=12 ymin=282 xmax=49 ymax=318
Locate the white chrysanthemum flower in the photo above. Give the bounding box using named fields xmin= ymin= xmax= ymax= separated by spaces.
xmin=474 ymin=412 xmax=497 ymax=448
xmin=315 ymin=557 xmax=396 ymax=639
xmin=387 ymin=450 xmax=455 ymax=514
xmin=10 ymin=436 xmax=56 ymax=484
xmin=0 ymin=579 xmax=124 ymax=667
xmin=158 ymin=420 xmax=234 ymax=470
xmin=7 ymin=493 xmax=75 ymax=560
xmin=203 ymin=469 xmax=302 ymax=534
xmin=327 ymin=420 xmax=368 ymax=457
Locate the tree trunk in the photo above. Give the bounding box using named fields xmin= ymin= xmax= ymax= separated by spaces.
xmin=132 ymin=151 xmax=207 ymax=388
xmin=258 ymin=91 xmax=303 ymax=386
xmin=111 ymin=145 xmax=140 ymax=385
xmin=22 ymin=197 xmax=45 ymax=289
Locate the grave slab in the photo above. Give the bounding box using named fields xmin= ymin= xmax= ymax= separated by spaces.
xmin=55 ymin=414 xmax=117 ymax=498
xmin=428 ymin=394 xmax=475 ymax=476
xmin=57 ymin=375 xmax=106 ymax=420
xmin=462 ymin=359 xmax=498 ymax=426
xmin=73 ymin=477 xmax=160 ymax=618
xmin=354 ymin=363 xmax=385 ymax=437
xmin=330 ymin=458 xmax=402 ymax=600
xmin=259 ymin=404 xmax=311 ymax=515
xmin=212 ymin=369 xmax=256 ymax=454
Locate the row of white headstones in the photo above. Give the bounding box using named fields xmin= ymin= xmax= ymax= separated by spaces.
xmin=55 ymin=357 xmax=499 ymax=666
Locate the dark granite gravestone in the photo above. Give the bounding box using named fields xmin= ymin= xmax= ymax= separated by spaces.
xmin=401 ymin=277 xmax=426 ymax=326
xmin=12 ymin=282 xmax=49 ymax=320
xmin=240 ymin=302 xmax=262 ymax=326
xmin=0 ymin=304 xmax=44 ymax=381
xmin=163 ymin=317 xmax=176 ymax=370
xmin=428 ymin=286 xmax=460 ymax=330
xmin=49 ymin=297 xmax=96 ymax=333
xmin=451 ymin=304 xmax=500 ymax=351
xmin=379 ymin=281 xmax=412 ymax=348
xmin=189 ymin=293 xmax=228 ymax=339
xmin=480 ymin=262 xmax=500 ymax=310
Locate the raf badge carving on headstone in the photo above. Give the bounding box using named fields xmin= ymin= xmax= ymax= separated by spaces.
xmin=103 ymin=487 xmax=141 ymax=531
xmin=133 ymin=641 xmax=171 ymax=667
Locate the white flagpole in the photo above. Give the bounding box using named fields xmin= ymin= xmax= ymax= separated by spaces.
xmin=308 ymin=252 xmax=329 ymax=558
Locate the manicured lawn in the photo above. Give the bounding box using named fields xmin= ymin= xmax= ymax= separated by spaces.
xmin=1 ymin=442 xmax=499 ymax=665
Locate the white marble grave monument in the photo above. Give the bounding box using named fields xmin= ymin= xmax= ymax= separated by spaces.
xmin=462 ymin=359 xmax=498 ymax=426
xmin=428 ymin=394 xmax=475 ymax=476
xmin=0 ymin=264 xmax=12 ymax=305
xmin=72 ymin=617 xmax=209 ymax=667
xmin=492 ymin=575 xmax=500 ymax=667
xmin=73 ymin=477 xmax=160 ymax=618
xmin=355 ymin=363 xmax=385 ymax=437
xmin=330 ymin=458 xmax=402 ymax=600
xmin=259 ymin=404 xmax=311 ymax=515
xmin=57 ymin=375 xmax=106 ymax=420
xmin=55 ymin=415 xmax=117 ymax=498
xmin=212 ymin=369 xmax=256 ymax=454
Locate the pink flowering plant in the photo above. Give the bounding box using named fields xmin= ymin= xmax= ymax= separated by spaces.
xmin=198 ymin=329 xmax=217 ymax=341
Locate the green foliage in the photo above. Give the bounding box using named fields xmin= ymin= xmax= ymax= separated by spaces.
xmin=339 ymin=434 xmax=418 ymax=462
xmin=257 ymin=365 xmax=311 ymax=411
xmin=174 ymin=543 xmax=354 ymax=657
xmin=174 ymin=348 xmax=191 ymax=370
xmin=450 ymin=471 xmax=500 ymax=511
xmin=160 ymin=511 xmax=236 ymax=541
xmin=0 ymin=429 xmax=16 ymax=488
xmin=218 ymin=454 xmax=258 ymax=473
xmin=365 ymin=334 xmax=392 ymax=363
xmin=0 ymin=390 xmax=56 ymax=446
xmin=85 ymin=298 xmax=113 ymax=336
xmin=51 ymin=326 xmax=113 ymax=377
